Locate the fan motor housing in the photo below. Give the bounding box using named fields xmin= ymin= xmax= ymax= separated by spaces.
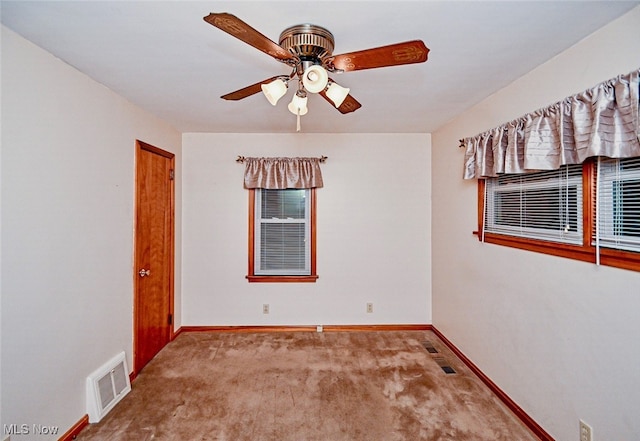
xmin=279 ymin=24 xmax=335 ymax=62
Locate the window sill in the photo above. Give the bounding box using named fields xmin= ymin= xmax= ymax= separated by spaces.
xmin=478 ymin=232 xmax=640 ymax=272
xmin=481 ymin=233 xmax=594 ymax=263
xmin=246 ymin=275 xmax=319 ymax=283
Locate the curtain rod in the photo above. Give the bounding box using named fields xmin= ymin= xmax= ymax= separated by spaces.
xmin=235 ymin=155 xmax=328 ymax=163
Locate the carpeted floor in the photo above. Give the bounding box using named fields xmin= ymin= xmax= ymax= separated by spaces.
xmin=77 ymin=331 xmax=539 ymax=440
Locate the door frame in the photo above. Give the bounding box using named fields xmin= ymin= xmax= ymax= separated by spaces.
xmin=133 ymin=139 xmax=176 ymax=376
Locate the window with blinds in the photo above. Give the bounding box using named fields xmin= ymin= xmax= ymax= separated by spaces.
xmin=255 ymin=189 xmax=310 ymax=275
xmin=484 ymin=164 xmax=584 ymax=244
xmin=596 ymin=157 xmax=640 ymax=253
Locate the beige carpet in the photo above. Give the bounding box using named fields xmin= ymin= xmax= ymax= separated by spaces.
xmin=77 ymin=331 xmax=539 ymax=441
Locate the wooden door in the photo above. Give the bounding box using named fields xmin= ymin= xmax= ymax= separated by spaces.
xmin=134 ymin=140 xmax=175 ymax=374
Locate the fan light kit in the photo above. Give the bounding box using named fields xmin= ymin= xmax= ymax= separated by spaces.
xmin=204 ymin=13 xmax=430 ymax=131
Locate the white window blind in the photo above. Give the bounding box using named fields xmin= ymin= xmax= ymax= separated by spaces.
xmin=485 ymin=164 xmax=583 ymax=244
xmin=255 ymin=189 xmax=310 ymax=275
xmin=596 ymin=157 xmax=640 ymax=253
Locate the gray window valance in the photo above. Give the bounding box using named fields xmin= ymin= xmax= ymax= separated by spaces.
xmin=243 ymin=157 xmax=324 ymax=189
xmin=463 ymin=68 xmax=640 ymax=179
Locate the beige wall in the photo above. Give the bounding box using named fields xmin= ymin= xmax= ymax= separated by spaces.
xmin=1 ymin=26 xmax=182 ymax=437
xmin=3 ymin=4 xmax=640 ymax=440
xmin=431 ymin=7 xmax=640 ymax=441
xmin=181 ymin=133 xmax=432 ymax=327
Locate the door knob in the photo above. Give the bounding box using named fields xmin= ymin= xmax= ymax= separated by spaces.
xmin=139 ymin=268 xmax=151 ymax=277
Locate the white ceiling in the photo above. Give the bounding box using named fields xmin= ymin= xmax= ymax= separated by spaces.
xmin=2 ymin=1 xmax=638 ymax=133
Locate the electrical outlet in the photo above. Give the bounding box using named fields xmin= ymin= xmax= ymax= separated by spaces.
xmin=316 ymin=325 xmax=323 ymax=333
xmin=262 ymin=304 xmax=269 ymax=314
xmin=366 ymin=303 xmax=373 ymax=313
xmin=580 ymin=420 xmax=593 ymax=441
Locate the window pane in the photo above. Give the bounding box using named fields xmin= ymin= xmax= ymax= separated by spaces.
xmin=485 ymin=165 xmax=583 ymax=244
xmin=261 ymin=189 xmax=306 ymax=219
xmin=260 ymin=223 xmax=306 ymax=271
xmin=494 ymin=187 xmax=579 ymax=232
xmin=613 ymin=180 xmax=640 ymax=237
xmin=597 ymin=157 xmax=640 ymax=252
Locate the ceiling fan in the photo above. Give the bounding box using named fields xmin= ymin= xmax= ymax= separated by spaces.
xmin=204 ymin=12 xmax=429 ymax=130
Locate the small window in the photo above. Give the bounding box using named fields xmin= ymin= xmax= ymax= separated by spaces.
xmin=247 ymin=188 xmax=318 ymax=282
xmin=256 ymin=189 xmax=309 ymax=275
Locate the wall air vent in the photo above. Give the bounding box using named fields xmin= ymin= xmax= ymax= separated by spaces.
xmin=86 ymin=351 xmax=131 ymax=423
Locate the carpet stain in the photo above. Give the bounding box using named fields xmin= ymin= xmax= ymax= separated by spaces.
xmin=77 ymin=331 xmax=539 ymax=441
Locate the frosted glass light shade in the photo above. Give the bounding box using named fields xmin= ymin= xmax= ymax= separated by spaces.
xmin=325 ymin=82 xmax=350 ymax=107
xmin=261 ymin=79 xmax=288 ymax=105
xmin=288 ymin=94 xmax=308 ymax=116
xmin=302 ymin=65 xmax=329 ymax=94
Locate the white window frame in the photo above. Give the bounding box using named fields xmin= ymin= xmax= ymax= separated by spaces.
xmin=484 ymin=165 xmax=583 ymax=245
xmin=254 ymin=188 xmax=311 ymax=276
xmin=597 ymin=157 xmax=640 ymax=253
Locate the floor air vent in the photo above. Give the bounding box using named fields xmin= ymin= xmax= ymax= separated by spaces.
xmin=422 ymin=340 xmax=439 ymax=354
xmin=433 ymin=356 xmax=457 ymax=374
xmin=86 ymin=351 xmax=131 ymax=423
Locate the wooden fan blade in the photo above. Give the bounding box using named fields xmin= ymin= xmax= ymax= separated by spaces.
xmin=221 ymin=76 xmax=283 ymax=101
xmin=334 ymin=94 xmax=362 ymax=114
xmin=330 ymin=40 xmax=429 ymax=72
xmin=204 ymin=13 xmax=295 ymax=63
xmin=319 ymin=84 xmax=362 ymax=114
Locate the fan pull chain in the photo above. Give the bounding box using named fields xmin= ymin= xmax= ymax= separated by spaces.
xmin=296 ymin=110 xmax=301 ymax=132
